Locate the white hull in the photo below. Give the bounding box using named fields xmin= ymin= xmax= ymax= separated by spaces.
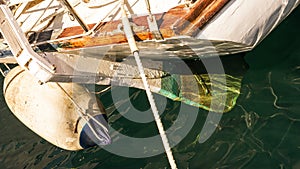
xmin=9 ymin=0 xmax=299 ymax=52
xmin=0 ymin=0 xmax=298 ymax=84
xmin=199 ymin=0 xmax=300 ymax=47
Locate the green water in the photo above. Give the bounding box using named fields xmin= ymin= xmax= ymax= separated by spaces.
xmin=0 ymin=6 xmax=300 ymax=169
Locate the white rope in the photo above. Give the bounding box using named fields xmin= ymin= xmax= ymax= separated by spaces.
xmin=0 ymin=67 xmax=6 ymax=77
xmin=31 ymin=0 xmax=121 ymax=46
xmin=133 ymin=52 xmax=178 ymax=169
xmin=55 ymin=83 xmax=107 ymax=143
xmin=33 ymin=0 xmax=55 ymax=31
xmin=144 ymin=0 xmax=153 ymax=21
xmin=120 ymin=2 xmax=177 ymax=169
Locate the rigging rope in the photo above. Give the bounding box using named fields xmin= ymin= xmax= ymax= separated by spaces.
xmin=120 ymin=2 xmax=177 ymax=169
xmin=56 ymin=82 xmax=108 ymax=144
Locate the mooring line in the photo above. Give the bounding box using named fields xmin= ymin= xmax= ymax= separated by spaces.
xmin=120 ymin=2 xmax=177 ymax=169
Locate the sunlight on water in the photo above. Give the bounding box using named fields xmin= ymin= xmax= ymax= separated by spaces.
xmin=0 ymin=5 xmax=299 ymax=169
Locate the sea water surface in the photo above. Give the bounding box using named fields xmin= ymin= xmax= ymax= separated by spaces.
xmin=0 ymin=6 xmax=300 ymax=169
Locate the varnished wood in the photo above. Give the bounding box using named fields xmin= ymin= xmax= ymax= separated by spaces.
xmin=172 ymin=0 xmax=214 ymax=33
xmin=56 ymin=0 xmax=229 ymax=50
xmin=181 ymin=0 xmax=230 ymax=36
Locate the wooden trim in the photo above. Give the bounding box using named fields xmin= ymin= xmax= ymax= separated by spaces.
xmin=172 ymin=0 xmax=214 ymax=33
xmin=179 ymin=0 xmax=230 ymax=36
xmin=56 ymin=0 xmax=229 ymax=50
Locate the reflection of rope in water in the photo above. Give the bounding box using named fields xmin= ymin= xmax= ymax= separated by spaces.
xmin=92 ymin=86 xmax=112 ymax=94
xmin=267 ymin=72 xmax=288 ymax=110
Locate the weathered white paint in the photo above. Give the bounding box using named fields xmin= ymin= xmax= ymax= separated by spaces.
xmin=198 ymin=0 xmax=300 ymax=47
xmin=3 ymin=66 xmax=108 ymax=150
